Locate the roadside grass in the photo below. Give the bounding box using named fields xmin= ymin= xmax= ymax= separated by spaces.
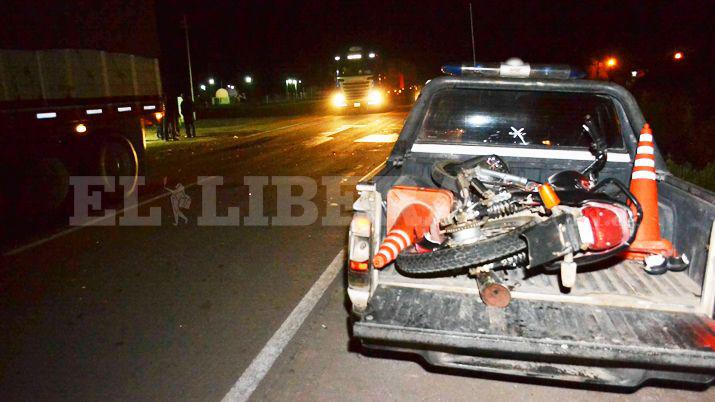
xmin=667 ymin=159 xmax=715 ymax=192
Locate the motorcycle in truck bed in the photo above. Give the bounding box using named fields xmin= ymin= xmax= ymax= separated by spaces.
xmin=346 ymin=61 xmax=715 ymax=387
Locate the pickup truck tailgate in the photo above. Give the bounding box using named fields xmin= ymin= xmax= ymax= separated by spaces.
xmin=354 ymin=285 xmax=715 ymax=385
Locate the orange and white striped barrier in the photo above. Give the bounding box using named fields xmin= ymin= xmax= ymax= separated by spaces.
xmin=373 ymin=203 xmax=434 ymax=269
xmin=623 ymin=123 xmax=674 ymax=260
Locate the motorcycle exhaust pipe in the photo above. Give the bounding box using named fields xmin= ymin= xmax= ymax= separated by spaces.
xmin=474 ymin=270 xmax=512 ymax=308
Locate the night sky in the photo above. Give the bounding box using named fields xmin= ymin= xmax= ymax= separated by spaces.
xmin=165 ymin=0 xmax=713 ymax=88
xmin=3 ymin=0 xmax=713 ymax=94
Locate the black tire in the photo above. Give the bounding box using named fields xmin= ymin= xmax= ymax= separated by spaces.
xmin=396 ymin=233 xmax=527 ymax=277
xmin=97 ymin=136 xmax=139 ymax=196
xmin=430 ymin=159 xmax=462 ymax=192
xmin=430 ymin=155 xmax=510 ymax=192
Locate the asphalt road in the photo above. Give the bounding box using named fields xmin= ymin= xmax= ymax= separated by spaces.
xmin=1 ymin=111 xmax=713 ymax=401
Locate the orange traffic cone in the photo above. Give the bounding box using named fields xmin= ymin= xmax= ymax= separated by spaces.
xmin=623 ymin=123 xmax=674 ymax=260
xmin=373 ymin=203 xmax=435 ymax=269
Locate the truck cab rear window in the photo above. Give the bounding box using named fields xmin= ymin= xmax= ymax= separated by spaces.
xmin=417 ymin=88 xmax=624 ymax=149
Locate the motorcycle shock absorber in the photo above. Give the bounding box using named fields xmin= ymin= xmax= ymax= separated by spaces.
xmin=495 ymin=252 xmax=528 ymax=269
xmin=469 ymin=252 xmax=528 ymax=274
xmin=487 ymin=200 xmax=520 ymax=217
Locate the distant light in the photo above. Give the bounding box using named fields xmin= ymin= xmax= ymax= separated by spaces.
xmin=208 ymin=78 xmax=215 ymax=85
xmin=298 ymin=80 xmax=302 ymax=84
xmin=368 ymin=52 xmax=376 ymax=58
xmin=347 ymin=54 xmax=362 ymax=60
xmin=74 ymin=123 xmax=87 ymax=134
xmin=117 ymin=106 xmax=132 ymax=112
xmin=542 ymin=140 xmax=552 ymax=146
xmin=154 ymin=112 xmax=164 ymax=121
xmin=631 ymin=70 xmax=638 ymax=77
xmin=36 ymin=112 xmax=57 ymax=119
xmin=86 ymin=108 xmax=102 ymax=115
xmin=673 ymin=51 xmax=684 ymax=60
xmin=200 ymin=84 xmax=207 ymax=91
xmin=244 ymin=75 xmax=253 ymax=84
xmin=334 ymin=56 xmax=340 ymax=61
xmin=605 ymin=57 xmax=617 ymax=68
xmin=143 ymin=105 xmax=156 ymax=110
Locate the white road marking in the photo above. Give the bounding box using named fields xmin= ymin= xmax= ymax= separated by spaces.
xmin=320 ymin=124 xmax=367 ymax=136
xmin=221 ymin=250 xmax=345 ymax=402
xmin=221 ymin=162 xmax=384 ymax=402
xmin=357 ymin=161 xmax=386 ymax=181
xmin=355 ymin=133 xmax=398 ymax=143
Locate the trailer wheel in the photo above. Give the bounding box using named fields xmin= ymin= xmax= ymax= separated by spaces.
xmin=98 ymin=136 xmax=139 ymax=196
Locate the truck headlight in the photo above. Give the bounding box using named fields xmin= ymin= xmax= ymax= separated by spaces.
xmin=331 ymin=92 xmax=347 ymax=107
xmin=367 ymin=89 xmax=383 ymax=105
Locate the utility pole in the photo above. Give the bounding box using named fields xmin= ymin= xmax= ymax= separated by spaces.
xmin=469 ymin=3 xmax=476 ymax=67
xmin=181 ymin=14 xmax=195 ymax=102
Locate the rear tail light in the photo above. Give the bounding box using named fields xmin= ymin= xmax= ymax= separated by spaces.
xmin=577 ymin=202 xmax=633 ymax=251
xmin=348 ymin=186 xmax=380 ymax=315
xmin=349 ymin=214 xmax=372 ymax=272
xmin=350 ymin=215 xmax=371 ymax=237
xmin=349 ymin=261 xmax=369 ymax=271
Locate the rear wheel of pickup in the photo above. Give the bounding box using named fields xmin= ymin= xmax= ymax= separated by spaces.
xmin=396 ymin=233 xmax=527 ymax=276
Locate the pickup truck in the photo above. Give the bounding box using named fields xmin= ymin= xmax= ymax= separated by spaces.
xmin=347 ymin=62 xmax=715 ymax=387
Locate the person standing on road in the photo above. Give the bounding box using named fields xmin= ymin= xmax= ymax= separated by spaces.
xmin=164 ymin=94 xmax=180 ymax=141
xmin=180 ymin=96 xmax=196 ymax=138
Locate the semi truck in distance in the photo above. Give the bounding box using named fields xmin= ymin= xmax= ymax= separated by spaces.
xmin=330 ymin=46 xmax=386 ymax=111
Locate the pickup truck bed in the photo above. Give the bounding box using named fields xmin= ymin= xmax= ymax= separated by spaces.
xmin=377 ymin=259 xmax=702 ymax=314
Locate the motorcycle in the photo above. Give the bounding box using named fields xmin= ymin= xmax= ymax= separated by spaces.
xmin=395 ymin=116 xmax=643 ymax=289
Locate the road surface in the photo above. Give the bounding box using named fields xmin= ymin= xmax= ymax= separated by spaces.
xmin=0 ymin=111 xmax=712 ymax=401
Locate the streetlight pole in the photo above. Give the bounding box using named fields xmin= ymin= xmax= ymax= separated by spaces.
xmin=181 ymin=14 xmax=195 ymax=102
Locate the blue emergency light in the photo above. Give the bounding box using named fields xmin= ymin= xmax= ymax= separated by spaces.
xmin=442 ymin=58 xmax=585 ymax=80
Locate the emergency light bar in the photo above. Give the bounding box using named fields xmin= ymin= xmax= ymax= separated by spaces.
xmin=442 ymin=58 xmax=584 ymax=80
